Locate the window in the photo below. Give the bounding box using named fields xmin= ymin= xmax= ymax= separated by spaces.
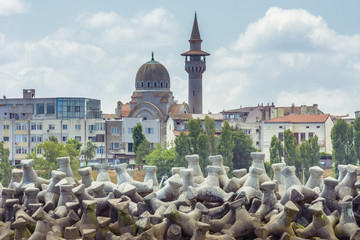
xmin=111 ymin=142 xmax=120 ymax=149
xmin=31 ymin=134 xmax=43 ymax=143
xmin=36 ymin=103 xmax=45 ymax=114
xmin=75 ymin=136 xmax=81 ymax=141
xmin=279 ymin=126 xmax=283 ymax=129
xmin=300 ymin=133 xmax=306 ymax=142
xmin=31 ymin=147 xmax=42 ymax=154
xmin=308 ymin=132 xmax=314 ymax=139
xmin=75 ymin=124 xmax=81 ymax=130
xmin=31 ymin=122 xmax=42 ymax=130
xmin=49 ymin=124 xmax=55 ymax=130
xmin=88 ymin=136 xmax=96 ymax=142
xmin=62 ymin=136 xmax=68 ymax=142
xmin=278 ymin=132 xmax=284 ymax=141
xmin=147 ymin=81 xmax=150 ymax=87
xmin=165 ymin=82 xmax=168 ymax=88
xmin=88 ymin=125 xmax=95 ymax=131
xmin=145 ymin=128 xmax=154 ymax=134
xmin=193 ymin=90 xmax=195 ymax=96
xmin=316 ymin=126 xmax=320 ymax=128
xmin=243 ymin=129 xmax=251 ymax=135
xmin=15 ymin=147 xmax=27 ymax=154
xmin=16 ymin=134 xmax=27 ymax=142
xmin=47 ymin=103 xmax=55 ymax=114
xmin=97 ymin=146 xmax=104 ymax=154
xmin=154 ymin=82 xmax=157 ymax=87
xmin=111 ymin=127 xmax=120 ymax=134
xmin=306 ymin=126 xmax=309 ymax=129
xmin=128 ymin=128 xmax=133 ymax=134
xmin=141 ymin=82 xmax=144 ymax=88
xmin=16 ymin=122 xmax=27 ymax=130
xmin=3 ymin=137 xmax=9 ymax=141
xmin=128 ymin=143 xmax=133 ymax=152
xmin=96 ymin=123 xmax=105 ymax=131
xmin=96 ymin=134 xmax=105 ymax=142
xmin=256 ymin=129 xmax=259 ymax=133
xmin=256 ymin=141 xmax=259 ymax=145
xmin=3 ymin=125 xmax=9 ymax=130
xmin=75 ymin=106 xmax=80 ymax=112
xmin=160 ymin=82 xmax=163 ymax=88
xmin=67 ymin=106 xmax=71 ymax=112
xmin=62 ymin=124 xmax=68 ymax=130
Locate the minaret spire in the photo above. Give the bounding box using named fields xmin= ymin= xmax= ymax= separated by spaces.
xmin=181 ymin=13 xmax=210 ymax=114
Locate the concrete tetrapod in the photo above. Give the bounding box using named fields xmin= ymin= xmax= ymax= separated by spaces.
xmin=335 ymin=164 xmax=359 ymax=200
xmin=305 ymin=166 xmax=324 ymax=190
xmin=115 ymin=163 xmax=153 ymax=194
xmin=155 ymin=174 xmax=182 ymax=201
xmin=16 ymin=159 xmax=49 ymax=191
xmin=255 ymin=201 xmax=299 ymax=239
xmin=235 ymin=167 xmax=263 ymax=205
xmin=334 ymin=201 xmax=360 ymax=239
xmin=209 ymin=155 xmax=237 ymax=192
xmin=296 ymin=201 xmax=338 ymax=240
xmin=179 ymin=168 xmax=194 ymax=192
xmin=143 ymin=165 xmax=159 ymax=188
xmin=43 ymin=170 xmax=66 ymax=212
xmin=57 ymin=156 xmax=78 ymax=186
xmin=249 ymin=152 xmax=271 ymax=184
xmin=337 ymin=164 xmax=347 ymax=182
xmin=255 ymin=181 xmax=284 ymax=220
xmin=78 ymin=167 xmax=94 ymax=188
xmin=94 ymin=163 xmax=117 ymax=193
xmin=272 ymin=162 xmax=286 ymax=196
xmin=8 ymin=168 xmax=22 ymax=190
xmin=185 ymin=154 xmax=205 ymax=184
xmin=320 ymin=177 xmax=340 ymax=212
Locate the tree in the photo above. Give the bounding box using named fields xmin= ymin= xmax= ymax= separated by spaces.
xmin=132 ymin=122 xmax=145 ymax=154
xmin=197 ymin=133 xmax=210 ymax=173
xmin=354 ymin=116 xmax=360 ymax=162
xmin=299 ymin=135 xmax=320 ymax=180
xmin=283 ymin=129 xmax=300 ymax=176
xmin=27 ymin=137 xmax=81 ymax=179
xmin=174 ymin=132 xmax=190 ymax=167
xmin=145 ymin=144 xmax=176 ymax=182
xmin=80 ymin=139 xmax=97 ymax=167
xmin=331 ymin=119 xmax=357 ymax=176
xmin=205 ymin=115 xmax=216 ymax=155
xmin=188 ymin=118 xmax=203 ymax=154
xmin=0 ymin=142 xmax=11 ymax=187
xmin=218 ymin=120 xmax=234 ymax=171
xmin=269 ymin=135 xmax=283 ymax=164
xmin=232 ymin=129 xmax=256 ymax=170
xmin=135 ymin=139 xmax=153 ymax=164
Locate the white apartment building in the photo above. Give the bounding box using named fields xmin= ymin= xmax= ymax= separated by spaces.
xmin=261 ymin=114 xmax=333 ymax=161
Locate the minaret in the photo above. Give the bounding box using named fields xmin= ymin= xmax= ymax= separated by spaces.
xmin=181 ymin=13 xmax=210 ymax=114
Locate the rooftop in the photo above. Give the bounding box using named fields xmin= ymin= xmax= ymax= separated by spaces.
xmin=265 ymin=114 xmax=331 ymax=123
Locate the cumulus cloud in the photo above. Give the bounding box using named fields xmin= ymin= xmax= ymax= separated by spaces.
xmin=204 ymin=7 xmax=360 ymax=115
xmin=0 ymin=0 xmax=29 ymax=16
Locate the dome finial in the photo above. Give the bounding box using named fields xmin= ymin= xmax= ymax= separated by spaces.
xmin=151 ymin=51 xmax=154 ymax=61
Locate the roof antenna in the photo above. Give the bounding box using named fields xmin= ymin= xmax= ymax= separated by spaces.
xmin=151 ymin=51 xmax=154 ymax=61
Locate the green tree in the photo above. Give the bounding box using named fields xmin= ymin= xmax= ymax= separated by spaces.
xmin=135 ymin=139 xmax=153 ymax=164
xmin=27 ymin=137 xmax=81 ymax=178
xmin=232 ymin=129 xmax=256 ymax=170
xmin=331 ymin=119 xmax=357 ymax=176
xmin=283 ymin=129 xmax=300 ymax=176
xmin=354 ymin=116 xmax=360 ymax=162
xmin=132 ymin=122 xmax=145 ymax=154
xmin=197 ymin=132 xmax=210 ymax=173
xmin=0 ymin=142 xmax=11 ymax=187
xmin=218 ymin=120 xmax=234 ymax=171
xmin=145 ymin=144 xmax=176 ymax=182
xmin=80 ymin=139 xmax=97 ymax=167
xmin=205 ymin=115 xmax=216 ymax=155
xmin=299 ymin=135 xmax=320 ymax=180
xmin=188 ymin=118 xmax=203 ymax=154
xmin=269 ymin=135 xmax=283 ymax=164
xmin=174 ymin=132 xmax=190 ymax=167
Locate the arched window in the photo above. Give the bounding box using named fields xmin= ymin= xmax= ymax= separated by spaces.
xmin=147 ymin=81 xmax=151 ymax=87
xmin=154 ymin=82 xmax=157 ymax=88
xmin=143 ymin=117 xmax=147 ymax=121
xmin=160 ymin=81 xmax=163 ymax=88
xmin=136 ymin=82 xmax=139 ymax=88
xmin=165 ymin=82 xmax=168 ymax=88
xmin=141 ymin=82 xmax=144 ymax=88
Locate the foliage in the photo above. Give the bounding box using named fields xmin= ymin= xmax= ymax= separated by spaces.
xmin=145 ymin=144 xmax=176 ymax=182
xmin=174 ymin=132 xmax=190 ymax=167
xmin=218 ymin=120 xmax=234 ymax=171
xmin=27 ymin=137 xmax=81 ymax=179
xmin=0 ymin=142 xmax=11 ymax=187
xmin=197 ymin=132 xmax=210 ymax=173
xmin=232 ymin=129 xmax=256 ymax=170
xmin=188 ymin=118 xmax=203 ymax=154
xmin=299 ymin=135 xmax=320 ymax=180
xmin=354 ymin=116 xmax=360 ymax=162
xmin=135 ymin=139 xmax=153 ymax=164
xmin=205 ymin=115 xmax=217 ymax=155
xmin=269 ymin=135 xmax=283 ymax=164
xmin=319 ymin=152 xmax=332 ymax=159
xmin=331 ymin=119 xmax=357 ymax=177
xmin=132 ymin=122 xmax=145 ymax=154
xmin=283 ymin=129 xmax=300 ymax=177
xmin=264 ymin=161 xmax=273 ymax=179
xmin=80 ymin=139 xmax=97 ymax=167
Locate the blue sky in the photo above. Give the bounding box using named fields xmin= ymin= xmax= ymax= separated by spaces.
xmin=0 ymin=0 xmax=360 ymax=116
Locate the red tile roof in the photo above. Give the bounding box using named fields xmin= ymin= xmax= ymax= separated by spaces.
xmin=121 ymin=103 xmax=130 ymax=117
xmin=265 ymin=114 xmax=331 ymax=123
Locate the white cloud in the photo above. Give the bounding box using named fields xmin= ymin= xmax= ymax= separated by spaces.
xmin=203 ymin=7 xmax=360 ymax=115
xmin=0 ymin=0 xmax=29 ymax=16
xmin=86 ymin=11 xmax=121 ymax=28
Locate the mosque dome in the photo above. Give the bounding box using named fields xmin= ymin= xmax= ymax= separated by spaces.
xmin=135 ymin=53 xmax=170 ymax=90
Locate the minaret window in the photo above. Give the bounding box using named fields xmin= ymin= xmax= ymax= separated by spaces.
xmin=160 ymin=81 xmax=163 ymax=88
xmin=154 ymin=82 xmax=157 ymax=87
xmin=141 ymin=82 xmax=144 ymax=88
xmin=165 ymin=82 xmax=168 ymax=88
xmin=136 ymin=82 xmax=139 ymax=88
xmin=147 ymin=81 xmax=151 ymax=87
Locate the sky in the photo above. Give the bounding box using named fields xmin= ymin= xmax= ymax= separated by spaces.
xmin=0 ymin=0 xmax=360 ymax=116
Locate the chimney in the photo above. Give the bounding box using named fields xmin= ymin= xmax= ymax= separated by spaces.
xmin=301 ymin=105 xmax=307 ymax=115
xmin=23 ymin=89 xmax=35 ymax=99
xmin=313 ymin=104 xmax=319 ymax=114
xmin=115 ymin=101 xmax=122 ymax=118
xmin=290 ymin=103 xmax=295 ymax=115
